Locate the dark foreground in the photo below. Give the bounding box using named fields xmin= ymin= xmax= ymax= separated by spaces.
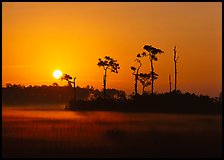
xmin=67 ymin=96 xmax=222 ymax=115
xmin=2 ymin=105 xmax=222 ymax=158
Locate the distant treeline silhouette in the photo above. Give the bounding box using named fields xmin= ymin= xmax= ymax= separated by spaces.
xmin=2 ymin=83 xmax=126 ymax=105
xmin=67 ymin=90 xmax=222 ymax=115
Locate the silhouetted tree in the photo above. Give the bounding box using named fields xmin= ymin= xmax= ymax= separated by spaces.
xmin=97 ymin=56 xmax=120 ymax=99
xmin=142 ymin=45 xmax=164 ymax=95
xmin=138 ymin=73 xmax=151 ymax=94
xmin=52 ymin=82 xmax=59 ymax=87
xmin=6 ymin=83 xmax=13 ymax=88
xmin=105 ymin=89 xmax=126 ymax=100
xmin=130 ymin=54 xmax=142 ymax=95
xmin=174 ymin=46 xmax=179 ymax=92
xmin=61 ymin=74 xmax=77 ymax=101
xmin=169 ymin=74 xmax=172 ymax=93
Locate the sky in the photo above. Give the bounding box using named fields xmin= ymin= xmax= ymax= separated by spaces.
xmin=2 ymin=2 xmax=222 ymax=97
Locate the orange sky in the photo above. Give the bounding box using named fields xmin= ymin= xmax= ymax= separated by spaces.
xmin=2 ymin=2 xmax=222 ymax=97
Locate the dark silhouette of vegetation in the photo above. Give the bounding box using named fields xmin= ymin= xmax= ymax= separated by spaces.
xmin=173 ymin=46 xmax=179 ymax=92
xmin=218 ymin=91 xmax=222 ymax=102
xmin=66 ymin=90 xmax=221 ymax=115
xmin=97 ymin=56 xmax=120 ymax=99
xmin=2 ymin=83 xmax=125 ymax=105
xmin=141 ymin=45 xmax=164 ymax=95
xmin=169 ymin=74 xmax=172 ymax=93
xmin=60 ymin=74 xmax=77 ymax=101
xmin=138 ymin=73 xmax=151 ymax=94
xmin=3 ymin=45 xmax=221 ymax=116
xmin=130 ymin=54 xmax=142 ymax=95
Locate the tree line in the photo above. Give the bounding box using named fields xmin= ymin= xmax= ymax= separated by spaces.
xmin=2 ymin=84 xmax=126 ymax=105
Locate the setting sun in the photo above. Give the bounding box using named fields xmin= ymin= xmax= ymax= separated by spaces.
xmin=53 ymin=70 xmax=62 ymax=79
xmin=2 ymin=2 xmax=222 ymax=158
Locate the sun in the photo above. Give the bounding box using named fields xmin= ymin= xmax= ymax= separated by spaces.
xmin=53 ymin=70 xmax=63 ymax=79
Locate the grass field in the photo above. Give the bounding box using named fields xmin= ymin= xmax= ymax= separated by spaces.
xmin=2 ymin=105 xmax=222 ymax=158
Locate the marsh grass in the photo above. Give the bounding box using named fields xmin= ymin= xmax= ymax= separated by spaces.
xmin=2 ymin=105 xmax=222 ymax=158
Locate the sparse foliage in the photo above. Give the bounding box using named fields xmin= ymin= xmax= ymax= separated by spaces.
xmin=142 ymin=45 xmax=164 ymax=95
xmin=130 ymin=57 xmax=142 ymax=95
xmin=60 ymin=74 xmax=77 ymax=101
xmin=61 ymin=74 xmax=72 ymax=81
xmin=138 ymin=73 xmax=151 ymax=94
xmin=97 ymin=56 xmax=120 ymax=99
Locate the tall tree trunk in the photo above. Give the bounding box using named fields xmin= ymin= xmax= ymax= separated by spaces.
xmin=174 ymin=60 xmax=177 ymax=92
xmin=150 ymin=59 xmax=154 ymax=95
xmin=174 ymin=46 xmax=178 ymax=92
xmin=103 ymin=69 xmax=107 ymax=99
xmin=134 ymin=74 xmax=138 ymax=95
xmin=169 ymin=74 xmax=171 ymax=93
xmin=134 ymin=62 xmax=141 ymax=96
xmin=73 ymin=78 xmax=76 ymax=102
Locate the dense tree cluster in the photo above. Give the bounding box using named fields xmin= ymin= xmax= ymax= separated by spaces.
xmin=67 ymin=90 xmax=221 ymax=114
xmin=2 ymin=84 xmax=126 ymax=105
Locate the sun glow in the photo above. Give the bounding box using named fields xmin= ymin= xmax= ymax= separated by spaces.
xmin=53 ymin=70 xmax=63 ymax=79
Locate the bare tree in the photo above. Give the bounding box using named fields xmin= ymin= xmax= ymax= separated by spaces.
xmin=130 ymin=54 xmax=142 ymax=95
xmin=142 ymin=45 xmax=164 ymax=95
xmin=97 ymin=56 xmax=120 ymax=99
xmin=169 ymin=74 xmax=172 ymax=93
xmin=174 ymin=46 xmax=179 ymax=92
